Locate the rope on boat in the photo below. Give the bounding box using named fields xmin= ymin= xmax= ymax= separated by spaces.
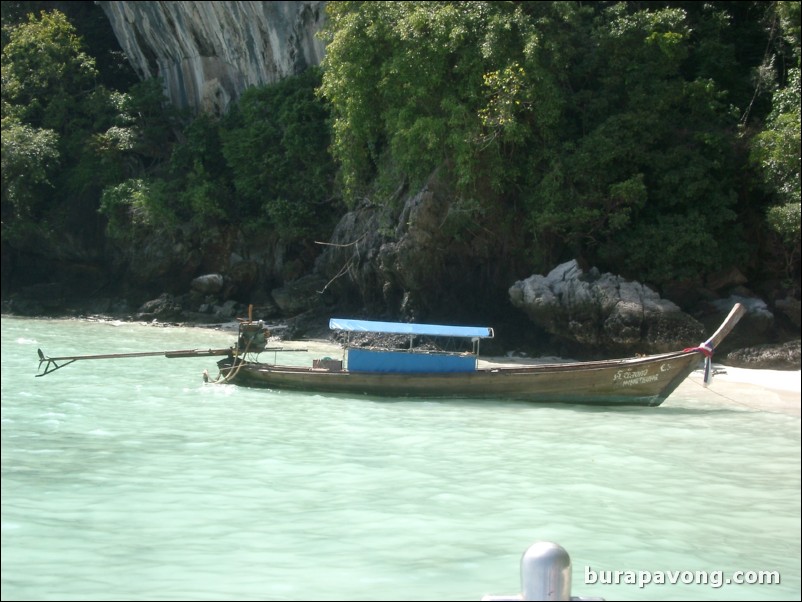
xmin=204 ymin=337 xmax=253 ymax=385
xmin=683 ymin=340 xmax=716 ymax=385
xmin=686 ymin=370 xmax=769 ymax=412
xmin=681 ymin=304 xmax=747 ymax=387
xmin=683 ymin=342 xmax=714 ymax=358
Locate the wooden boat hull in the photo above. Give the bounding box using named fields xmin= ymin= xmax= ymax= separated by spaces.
xmin=34 ymin=304 xmax=745 ymax=406
xmin=221 ymin=350 xmax=703 ymax=406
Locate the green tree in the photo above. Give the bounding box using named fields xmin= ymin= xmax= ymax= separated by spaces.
xmin=1 ymin=10 xmax=97 ymax=130
xmin=98 ymin=177 xmax=171 ymax=241
xmin=319 ymin=1 xmax=555 ymax=205
xmin=0 ymin=113 xmax=59 ymax=235
xmin=320 ymin=2 xmax=754 ymax=287
xmin=750 ymin=1 xmax=801 ymax=281
xmin=222 ymin=68 xmax=337 ymax=239
xmin=528 ymin=3 xmax=747 ymax=284
xmin=1 ymin=10 xmax=103 ymax=243
xmin=93 ymin=78 xmax=184 ymax=239
xmin=162 ymin=114 xmax=231 ymax=225
xmin=3 ymin=9 xmax=183 ymax=248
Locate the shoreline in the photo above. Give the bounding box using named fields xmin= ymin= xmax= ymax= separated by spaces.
xmin=7 ymin=314 xmax=799 ymax=416
xmin=676 ymin=365 xmax=801 ymax=417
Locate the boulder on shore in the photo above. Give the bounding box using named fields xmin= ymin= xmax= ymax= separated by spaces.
xmin=509 ymin=260 xmax=705 ymax=355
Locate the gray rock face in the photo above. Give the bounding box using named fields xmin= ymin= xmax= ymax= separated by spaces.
xmin=271 ymin=273 xmax=328 ymax=315
xmin=314 ymin=201 xmax=394 ymax=314
xmin=724 ymin=340 xmax=801 ymax=370
xmin=98 ymin=1 xmax=326 ymax=114
xmin=509 ymin=260 xmax=706 ymax=355
xmin=137 ymin=292 xmax=184 ymax=320
xmin=776 ymin=295 xmax=801 ymax=328
xmin=698 ymin=295 xmax=775 ymax=353
xmin=313 ymin=170 xmax=518 ymax=321
xmin=191 ymin=273 xmax=224 ymax=294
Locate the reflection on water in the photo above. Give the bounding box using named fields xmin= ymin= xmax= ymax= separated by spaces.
xmin=2 ymin=316 xmax=800 ymax=601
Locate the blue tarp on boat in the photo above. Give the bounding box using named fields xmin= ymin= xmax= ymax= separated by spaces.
xmin=329 ymin=318 xmax=494 ymax=339
xmin=347 ymin=348 xmax=477 ymax=373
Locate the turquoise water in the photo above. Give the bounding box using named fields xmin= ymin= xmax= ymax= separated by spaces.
xmin=2 ymin=316 xmax=800 ymax=601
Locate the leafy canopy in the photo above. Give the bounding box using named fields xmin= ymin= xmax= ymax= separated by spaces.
xmin=2 ymin=10 xmax=97 ymax=130
xmin=319 ymin=1 xmax=764 ymax=286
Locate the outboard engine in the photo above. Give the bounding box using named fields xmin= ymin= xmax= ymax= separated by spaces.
xmin=238 ymin=321 xmax=268 ymax=352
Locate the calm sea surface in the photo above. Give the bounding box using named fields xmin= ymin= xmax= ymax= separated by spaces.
xmin=2 ymin=316 xmax=800 ymax=601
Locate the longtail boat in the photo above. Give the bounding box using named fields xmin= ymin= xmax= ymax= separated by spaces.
xmin=36 ymin=303 xmax=746 ymax=407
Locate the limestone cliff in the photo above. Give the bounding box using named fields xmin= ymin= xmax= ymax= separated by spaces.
xmin=97 ymin=1 xmax=326 ymax=114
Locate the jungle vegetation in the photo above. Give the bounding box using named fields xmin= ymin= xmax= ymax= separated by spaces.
xmin=2 ymin=1 xmax=799 ymax=299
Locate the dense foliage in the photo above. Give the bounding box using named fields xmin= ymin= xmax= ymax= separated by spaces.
xmin=1 ymin=1 xmax=799 ymax=305
xmin=98 ymin=67 xmax=338 ymax=243
xmin=319 ymin=1 xmax=800 ymax=288
xmin=2 ymin=7 xmax=338 ymax=257
xmin=750 ymin=1 xmax=801 ymax=280
xmin=222 ymin=68 xmax=338 ymax=239
xmin=2 ymin=9 xmax=109 ymax=245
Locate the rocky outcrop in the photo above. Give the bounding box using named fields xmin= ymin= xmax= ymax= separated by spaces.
xmin=97 ymin=1 xmax=326 ymax=114
xmin=191 ymin=273 xmax=224 ymax=294
xmin=137 ymin=292 xmax=185 ymax=321
xmin=724 ymin=340 xmax=801 ymax=370
xmin=508 ymin=260 xmax=706 ymax=355
xmin=314 ymin=171 xmax=528 ymax=324
xmin=701 ymin=295 xmax=776 ymax=353
xmin=313 ymin=201 xmax=397 ymax=316
xmin=271 ymin=273 xmax=329 ymax=315
xmin=776 ymin=295 xmax=802 ymax=328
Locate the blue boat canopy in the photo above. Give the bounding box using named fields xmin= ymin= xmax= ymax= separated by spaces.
xmin=329 ymin=318 xmax=494 ymax=339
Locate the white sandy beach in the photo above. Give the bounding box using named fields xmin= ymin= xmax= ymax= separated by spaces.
xmin=674 ymin=364 xmax=801 ymax=417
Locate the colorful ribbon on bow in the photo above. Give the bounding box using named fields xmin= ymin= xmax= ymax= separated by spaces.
xmin=683 ymin=341 xmax=715 ymax=385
